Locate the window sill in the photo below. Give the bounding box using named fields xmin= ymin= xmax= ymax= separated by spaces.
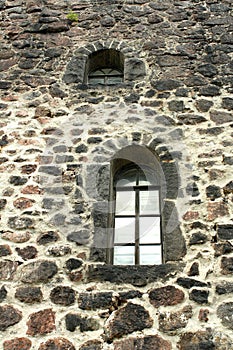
xmin=86 ymin=262 xmax=184 ymax=287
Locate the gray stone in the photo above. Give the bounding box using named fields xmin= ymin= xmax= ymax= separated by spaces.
xmin=15 ymin=287 xmax=43 ymax=303
xmin=177 ymin=277 xmax=209 ymax=289
xmin=20 ymin=260 xmax=58 ymax=283
xmin=0 ymin=305 xmax=22 ymax=331
xmin=50 ymin=286 xmax=75 ymax=306
xmin=0 ymin=285 xmax=7 ymax=302
xmin=189 ymin=232 xmax=208 ymax=245
xmin=0 ymin=260 xmax=18 ymax=280
xmin=217 ymin=224 xmax=233 ymax=240
xmin=217 ymin=302 xmax=233 ymax=329
xmin=177 ymin=114 xmax=207 ymax=125
xmin=189 ymin=289 xmax=209 ymax=304
xmin=159 ymin=305 xmax=192 ymax=333
xmin=151 ymin=79 xmax=182 ymax=91
xmin=222 ymin=97 xmax=233 ymax=111
xmin=199 ymin=85 xmax=221 ymax=96
xmin=78 ymin=292 xmax=115 ymax=310
xmin=216 ymin=282 xmax=233 ymax=295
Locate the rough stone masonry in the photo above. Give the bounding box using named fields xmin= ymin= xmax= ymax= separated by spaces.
xmin=0 ymin=0 xmax=233 ymax=349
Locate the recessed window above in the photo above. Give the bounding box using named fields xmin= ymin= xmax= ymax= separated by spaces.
xmin=85 ymin=49 xmax=124 ymax=85
xmin=88 ymin=68 xmax=123 ymax=85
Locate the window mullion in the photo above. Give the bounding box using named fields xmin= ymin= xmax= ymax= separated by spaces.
xmin=135 ymin=188 xmax=140 ymax=265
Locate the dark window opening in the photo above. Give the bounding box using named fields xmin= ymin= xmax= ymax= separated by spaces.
xmin=85 ymin=49 xmax=124 ymax=85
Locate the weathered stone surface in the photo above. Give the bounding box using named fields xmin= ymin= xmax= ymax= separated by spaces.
xmin=3 ymin=337 xmax=32 ymax=350
xmin=178 ymin=330 xmax=215 ymax=350
xmin=15 ymin=287 xmax=43 ymax=303
xmin=151 ymin=79 xmax=182 ymax=91
xmin=38 ymin=337 xmax=75 ymax=350
xmin=207 ymin=201 xmax=229 ymax=221
xmin=0 ymin=260 xmax=18 ymax=280
xmin=217 ymin=224 xmax=233 ymax=240
xmin=65 ymin=313 xmax=99 ymax=332
xmin=114 ymin=335 xmax=172 ymax=350
xmin=9 ymin=176 xmax=27 ymax=185
xmin=199 ymin=309 xmax=209 ymax=322
xmin=223 ymin=181 xmax=233 ymax=195
xmin=189 ymin=289 xmax=209 ymax=304
xmin=37 ymin=231 xmax=59 ymax=245
xmin=16 ymin=246 xmax=37 ymax=260
xmin=159 ymin=305 xmax=193 ymax=333
xmin=210 ymin=110 xmax=233 ymax=125
xmin=189 ymin=232 xmax=208 ymax=245
xmin=20 ymin=260 xmax=58 ymax=283
xmin=0 ymin=244 xmax=12 ymax=256
xmin=149 ymin=285 xmax=184 ymax=308
xmin=214 ymin=242 xmax=233 ymax=257
xmin=0 ymin=285 xmax=7 ymax=302
xmin=50 ymin=286 xmax=75 ymax=306
xmin=118 ymin=290 xmax=142 ymax=301
xmin=217 ymin=302 xmax=233 ymax=330
xmin=188 ymin=262 xmax=199 ymax=276
xmin=78 ymin=292 xmax=115 ymax=310
xmin=87 ymin=264 xmax=182 ymax=286
xmin=195 ymin=99 xmax=213 ymax=112
xmin=27 ymin=308 xmax=55 ymax=336
xmin=216 ymin=282 xmax=233 ymax=295
xmin=79 ymin=339 xmax=102 ymax=350
xmin=0 ymin=305 xmax=22 ymax=331
xmin=222 ymin=97 xmax=233 ymax=111
xmin=104 ymin=302 xmax=153 ymax=341
xmin=177 ymin=277 xmax=208 ymax=289
xmin=8 ymin=216 xmax=34 ymax=230
xmin=1 ymin=230 xmax=31 ymax=243
xmin=65 ymin=258 xmax=83 ymax=271
xmin=206 ymin=185 xmax=221 ymax=200
xmin=47 ymin=245 xmax=71 ymax=257
xmin=13 ymin=197 xmax=35 ymax=209
xmin=221 ymin=257 xmax=233 ymax=275
xmin=177 ymin=114 xmax=207 ymax=125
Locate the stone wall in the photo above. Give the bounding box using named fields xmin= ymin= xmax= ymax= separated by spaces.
xmin=0 ymin=0 xmax=233 ymax=349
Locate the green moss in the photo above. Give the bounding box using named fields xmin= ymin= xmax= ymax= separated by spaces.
xmin=67 ymin=11 xmax=78 ymax=23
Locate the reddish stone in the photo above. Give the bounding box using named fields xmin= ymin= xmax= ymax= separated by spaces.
xmin=3 ymin=337 xmax=32 ymax=350
xmin=15 ymin=110 xmax=29 ymax=118
xmin=16 ymin=246 xmax=38 ymax=260
xmin=207 ymin=201 xmax=229 ymax=221
xmin=1 ymin=231 xmax=31 ymax=243
xmin=149 ymin=285 xmax=184 ymax=308
xmin=21 ymin=164 xmax=37 ymax=174
xmin=68 ymin=271 xmax=83 ymax=282
xmin=34 ymin=106 xmax=52 ymax=118
xmin=21 ymin=185 xmax=42 ymax=194
xmin=27 ymin=308 xmax=55 ymax=336
xmin=104 ymin=302 xmax=153 ymax=341
xmin=0 ymin=260 xmax=18 ymax=280
xmin=183 ymin=211 xmax=199 ymax=221
xmin=199 ymin=309 xmax=209 ymax=322
xmin=38 ymin=337 xmax=75 ymax=350
xmin=79 ymin=339 xmax=102 ymax=350
xmin=13 ymin=197 xmax=35 ymax=209
xmin=0 ymin=244 xmax=12 ymax=257
xmin=178 ymin=330 xmax=214 ymax=349
xmin=159 ymin=306 xmax=193 ymax=333
xmin=0 ymin=305 xmax=22 ymax=331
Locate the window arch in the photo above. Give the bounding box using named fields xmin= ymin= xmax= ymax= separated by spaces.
xmin=85 ymin=49 xmax=124 ymax=85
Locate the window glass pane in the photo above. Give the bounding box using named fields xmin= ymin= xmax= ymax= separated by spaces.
xmin=88 ymin=77 xmax=105 ymax=84
xmin=115 ymin=217 xmax=135 ymax=244
xmin=114 ymin=246 xmax=135 ymax=265
xmin=139 ymin=217 xmax=161 ymax=244
xmin=108 ymin=76 xmax=123 ymax=84
xmin=140 ymin=245 xmax=162 ymax=265
xmin=140 ymin=190 xmax=160 ymax=215
xmin=115 ymin=190 xmax=135 ymax=215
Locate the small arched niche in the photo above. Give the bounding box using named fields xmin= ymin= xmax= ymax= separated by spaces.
xmin=84 ymin=49 xmax=124 ymax=84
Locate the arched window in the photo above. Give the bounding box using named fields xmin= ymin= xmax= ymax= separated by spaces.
xmin=109 ymin=161 xmax=163 ymax=265
xmin=85 ymin=49 xmax=124 ymax=85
